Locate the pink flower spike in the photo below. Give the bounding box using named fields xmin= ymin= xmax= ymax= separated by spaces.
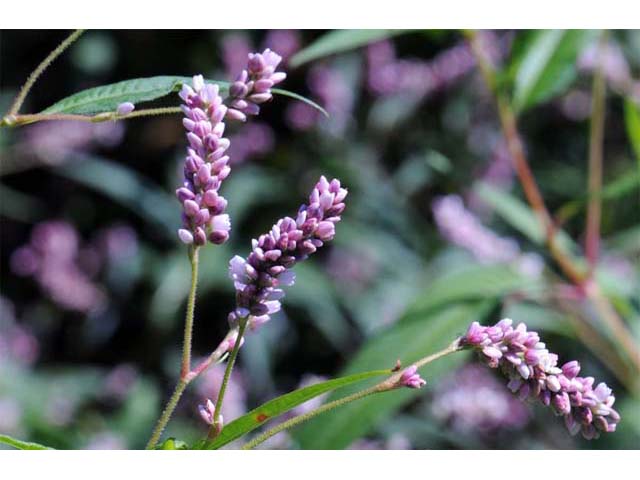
xmin=399 ymin=365 xmax=426 ymax=389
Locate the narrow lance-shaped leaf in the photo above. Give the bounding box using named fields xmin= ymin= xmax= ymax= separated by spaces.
xmin=199 ymin=368 xmax=392 ymax=449
xmin=290 ymin=29 xmax=413 ymax=68
xmin=0 ymin=434 xmax=54 ymax=450
xmin=40 ymin=76 xmax=326 ymax=117
xmin=294 ymin=302 xmax=491 ymax=449
xmin=511 ymin=30 xmax=594 ymax=113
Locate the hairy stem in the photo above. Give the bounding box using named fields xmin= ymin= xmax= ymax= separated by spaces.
xmin=145 ymin=246 xmax=200 ymax=450
xmin=145 ymin=380 xmax=187 ymax=450
xmin=181 ymin=246 xmax=200 ymax=378
xmin=241 ymin=339 xmax=463 ymax=450
xmin=1 ymin=107 xmax=183 ymax=128
xmin=586 ymin=31 xmax=608 ymax=273
xmin=6 ymin=29 xmax=85 ymax=118
xmin=208 ymin=320 xmax=248 ymax=439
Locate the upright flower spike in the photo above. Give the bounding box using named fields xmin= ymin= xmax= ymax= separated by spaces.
xmin=461 ymin=319 xmax=621 ymax=440
xmin=227 ymin=49 xmax=287 ymax=122
xmin=198 ymin=399 xmax=218 ymax=426
xmin=176 ymin=75 xmax=232 ymax=246
xmin=228 ymin=176 xmax=347 ymax=331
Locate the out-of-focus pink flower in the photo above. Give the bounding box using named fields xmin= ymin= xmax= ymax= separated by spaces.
xmin=222 ymin=33 xmax=253 ymax=80
xmin=578 ymin=40 xmax=634 ymax=95
xmin=432 ymin=194 xmax=544 ymax=278
xmin=0 ymin=296 xmax=40 ymax=366
xmin=85 ymin=431 xmax=126 ymax=450
xmin=10 ymin=221 xmax=106 ymax=314
xmin=431 ymin=364 xmax=529 ymax=435
xmin=102 ymin=364 xmax=138 ymax=401
xmin=263 ymin=30 xmax=301 ymax=64
xmin=22 ymin=121 xmax=124 ymax=164
xmin=0 ymin=398 xmax=23 ymax=435
xmin=227 ymin=122 xmax=275 ymax=165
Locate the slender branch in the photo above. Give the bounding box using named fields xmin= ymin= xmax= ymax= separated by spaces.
xmin=1 ymin=107 xmax=183 ymax=128
xmin=145 ymin=246 xmax=200 ymax=450
xmin=467 ymin=30 xmax=640 ymax=373
xmin=208 ymin=320 xmax=248 ymax=439
xmin=241 ymin=339 xmax=463 ymax=450
xmin=6 ymin=29 xmax=85 ymax=117
xmin=145 ymin=380 xmax=187 ymax=450
xmin=586 ymin=31 xmax=608 ymax=273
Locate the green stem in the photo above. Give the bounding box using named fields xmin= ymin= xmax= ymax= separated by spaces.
xmin=6 ymin=29 xmax=85 ymax=118
xmin=1 ymin=107 xmax=183 ymax=128
xmin=145 ymin=380 xmax=187 ymax=450
xmin=181 ymin=246 xmax=199 ymax=378
xmin=241 ymin=339 xmax=463 ymax=450
xmin=145 ymin=246 xmax=199 ymax=450
xmin=585 ymin=30 xmax=607 ymax=273
xmin=208 ymin=319 xmax=248 ymax=439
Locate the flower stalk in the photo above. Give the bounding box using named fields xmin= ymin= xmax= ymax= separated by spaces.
xmin=586 ymin=31 xmax=608 ymax=274
xmin=241 ymin=339 xmax=463 ymax=449
xmin=5 ymin=29 xmax=85 ymax=119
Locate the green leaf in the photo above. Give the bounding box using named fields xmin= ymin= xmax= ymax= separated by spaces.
xmin=403 ymin=263 xmax=543 ymax=320
xmin=201 ymin=369 xmax=391 ymax=449
xmin=290 ymin=30 xmax=413 ymax=68
xmin=54 ymin=155 xmax=179 ymax=237
xmin=41 ymin=76 xmax=327 ymax=117
xmin=0 ymin=434 xmax=54 ymax=450
xmin=624 ymin=98 xmax=640 ymax=179
xmin=272 ymin=88 xmax=328 ymax=117
xmin=156 ymin=438 xmax=188 ymax=450
xmin=41 ymin=76 xmax=210 ymax=115
xmin=294 ymin=302 xmax=492 ymax=449
xmin=473 ymin=182 xmax=578 ymax=254
xmin=511 ymin=30 xmax=593 ymax=113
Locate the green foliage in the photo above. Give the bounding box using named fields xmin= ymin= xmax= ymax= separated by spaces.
xmin=0 ymin=434 xmax=54 ymax=450
xmin=293 ymin=302 xmax=492 ymax=449
xmin=200 ymin=369 xmax=391 ymax=449
xmin=624 ymin=98 xmax=640 ymax=179
xmin=40 ymin=76 xmax=326 ymax=117
xmin=156 ymin=438 xmax=188 ymax=450
xmin=403 ymin=263 xmax=543 ymax=320
xmin=510 ymin=30 xmax=594 ymax=113
xmin=290 ymin=30 xmax=412 ymax=67
xmin=42 ymin=76 xmax=207 ymax=115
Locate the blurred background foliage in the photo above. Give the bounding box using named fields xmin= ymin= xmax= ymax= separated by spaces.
xmin=0 ymin=29 xmax=638 ymax=450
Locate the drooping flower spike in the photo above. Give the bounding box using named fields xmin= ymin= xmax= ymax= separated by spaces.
xmin=462 ymin=319 xmax=620 ymax=440
xmin=228 ymin=176 xmax=347 ymax=331
xmin=227 ymin=49 xmax=287 ymax=122
xmin=176 ymin=75 xmax=232 ymax=246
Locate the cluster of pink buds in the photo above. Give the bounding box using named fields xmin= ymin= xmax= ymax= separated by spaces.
xmin=227 ymin=49 xmax=287 ymax=122
xmin=176 ymin=75 xmax=232 ymax=246
xmin=198 ymin=399 xmax=218 ymax=426
xmin=398 ymin=365 xmax=426 ymax=389
xmin=462 ymin=319 xmax=620 ymax=440
xmin=228 ymin=176 xmax=347 ymax=331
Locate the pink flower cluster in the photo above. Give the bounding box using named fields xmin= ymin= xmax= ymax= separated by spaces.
xmin=228 ymin=176 xmax=347 ymax=331
xmin=462 ymin=319 xmax=620 ymax=440
xmin=177 ymin=75 xmax=232 ymax=246
xmin=227 ymin=49 xmax=287 ymax=122
xmin=398 ymin=365 xmax=426 ymax=389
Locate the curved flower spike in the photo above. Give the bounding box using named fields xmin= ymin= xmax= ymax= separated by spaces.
xmin=462 ymin=319 xmax=621 ymax=440
xmin=228 ymin=176 xmax=347 ymax=331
